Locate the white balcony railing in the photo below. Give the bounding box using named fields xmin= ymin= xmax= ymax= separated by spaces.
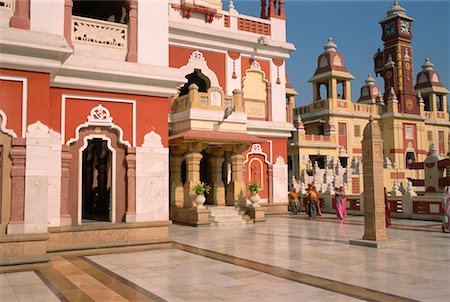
xmin=72 ymin=16 xmax=127 ymax=49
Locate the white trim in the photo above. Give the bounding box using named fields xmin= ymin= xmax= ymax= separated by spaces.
xmin=61 ymin=94 xmax=136 ymax=147
xmin=78 ymin=134 xmax=116 ymax=225
xmin=0 ymin=109 xmax=17 ymax=137
xmin=244 ymin=143 xmax=271 ymax=165
xmin=0 ymin=75 xmax=27 ymax=137
xmin=178 ymin=50 xmax=222 ymax=89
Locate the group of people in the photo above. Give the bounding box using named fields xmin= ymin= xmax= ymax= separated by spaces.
xmin=288 ymin=183 xmax=450 ymax=232
xmin=289 ymin=184 xmax=345 ymax=220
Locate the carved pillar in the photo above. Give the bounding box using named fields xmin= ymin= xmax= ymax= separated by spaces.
xmin=126 ymin=0 xmax=138 ymax=62
xmin=125 ymin=147 xmax=136 ymax=222
xmin=362 ymin=118 xmax=387 ymax=241
xmin=210 ymin=153 xmax=225 ymax=206
xmin=8 ymin=138 xmax=26 ymax=233
xmin=183 ymin=152 xmax=203 ymax=208
xmin=260 ymin=0 xmax=267 ymax=18
xmin=64 ymin=0 xmax=74 ymax=48
xmin=60 ymin=145 xmax=72 ymax=226
xmin=231 ymin=152 xmax=246 ymax=208
xmin=268 ymin=165 xmax=273 ymax=203
xmin=170 ymin=153 xmax=184 ymax=208
xmin=10 ymin=0 xmax=30 ymax=30
xmin=268 ymin=0 xmax=276 ymax=17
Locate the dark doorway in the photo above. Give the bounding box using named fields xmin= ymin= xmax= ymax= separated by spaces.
xmin=179 ymin=69 xmax=211 ymax=96
xmin=405 ymin=152 xmax=416 ymax=168
xmin=82 ymin=138 xmax=112 ymax=221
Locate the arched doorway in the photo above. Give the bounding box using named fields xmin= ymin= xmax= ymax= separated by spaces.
xmin=81 ymin=138 xmax=112 ymax=221
xmin=179 ymin=69 xmax=211 ymax=96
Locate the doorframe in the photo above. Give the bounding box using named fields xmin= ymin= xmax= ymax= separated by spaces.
xmin=78 ymin=134 xmax=116 ymax=224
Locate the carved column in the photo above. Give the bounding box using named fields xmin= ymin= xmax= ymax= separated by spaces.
xmin=126 ymin=0 xmax=138 ymax=62
xmin=231 ymin=151 xmax=246 ymax=208
xmin=125 ymin=147 xmax=136 ymax=222
xmin=8 ymin=138 xmax=26 ymax=233
xmin=268 ymin=165 xmax=273 ymax=203
xmin=170 ymin=153 xmax=184 ymax=208
xmin=64 ymin=0 xmax=73 ymax=48
xmin=209 ymin=153 xmax=225 ymax=206
xmin=10 ymin=0 xmax=30 ymax=30
xmin=362 ymin=118 xmax=387 ymax=241
xmin=60 ymin=145 xmax=72 ymax=226
xmin=183 ymin=152 xmax=203 ymax=208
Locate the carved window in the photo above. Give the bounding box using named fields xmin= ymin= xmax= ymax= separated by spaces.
xmin=243 ymin=68 xmax=268 ymax=120
xmin=427 ymin=131 xmax=433 ymax=142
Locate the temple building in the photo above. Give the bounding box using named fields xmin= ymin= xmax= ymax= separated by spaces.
xmin=289 ymin=0 xmax=450 ymax=194
xmin=0 ymin=0 xmax=294 ymax=265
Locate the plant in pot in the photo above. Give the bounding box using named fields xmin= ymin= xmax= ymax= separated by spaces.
xmin=248 ymin=182 xmax=261 ymax=207
xmin=192 ymin=181 xmax=211 ymax=208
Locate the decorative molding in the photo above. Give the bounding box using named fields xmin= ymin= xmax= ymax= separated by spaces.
xmin=142 ymin=130 xmax=163 ymax=148
xmin=0 ymin=109 xmax=17 ymax=137
xmin=61 ymin=94 xmax=136 ymax=147
xmin=0 ymin=75 xmax=27 ymax=137
xmin=87 ymin=104 xmax=113 ymax=124
xmin=72 ymin=16 xmax=127 ymax=49
xmin=244 ymin=143 xmax=271 ymax=165
xmin=179 ymin=50 xmax=221 ymax=89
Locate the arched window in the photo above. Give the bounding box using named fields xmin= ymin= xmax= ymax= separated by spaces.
xmin=179 ymin=69 xmax=211 ymax=96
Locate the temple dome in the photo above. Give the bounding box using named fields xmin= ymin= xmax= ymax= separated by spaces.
xmin=311 ymin=38 xmax=354 ymax=80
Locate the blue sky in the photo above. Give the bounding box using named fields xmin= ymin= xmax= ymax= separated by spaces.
xmin=225 ymin=0 xmax=450 ymax=106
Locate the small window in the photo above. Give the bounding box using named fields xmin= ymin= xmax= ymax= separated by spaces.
xmin=423 ymin=94 xmax=432 ymax=111
xmin=436 ymin=95 xmax=444 ymax=111
xmin=427 ymin=131 xmax=433 ymax=141
xmin=354 ymin=125 xmax=361 ymax=137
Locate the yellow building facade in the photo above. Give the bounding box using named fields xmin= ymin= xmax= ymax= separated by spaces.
xmin=289 ymin=1 xmax=450 ymax=194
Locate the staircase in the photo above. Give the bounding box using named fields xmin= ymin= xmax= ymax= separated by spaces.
xmin=207 ymin=206 xmax=249 ymax=226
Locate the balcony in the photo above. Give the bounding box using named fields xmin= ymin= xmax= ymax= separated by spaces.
xmin=71 ymin=15 xmax=128 ymax=60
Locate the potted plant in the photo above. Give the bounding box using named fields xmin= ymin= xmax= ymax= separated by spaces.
xmin=192 ymin=181 xmax=211 ymax=208
xmin=248 ymin=182 xmax=261 ymax=206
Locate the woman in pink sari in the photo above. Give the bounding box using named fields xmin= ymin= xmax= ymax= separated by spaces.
xmin=334 ymin=186 xmax=347 ymax=220
xmin=442 ymin=186 xmax=450 ymax=233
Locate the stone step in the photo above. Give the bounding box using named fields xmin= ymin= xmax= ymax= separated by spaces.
xmin=207 ymin=206 xmax=246 ymax=226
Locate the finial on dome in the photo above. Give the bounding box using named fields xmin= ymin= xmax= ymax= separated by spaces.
xmin=229 ymin=0 xmax=235 ymax=9
xmin=422 ymin=58 xmax=434 ymax=71
xmin=387 ymin=0 xmax=406 ymax=17
xmin=388 ymin=87 xmax=397 ymax=100
xmin=323 ymin=37 xmax=337 ymax=52
xmin=365 ymin=74 xmax=375 ymax=85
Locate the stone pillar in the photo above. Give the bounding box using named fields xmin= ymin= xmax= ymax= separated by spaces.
xmin=10 ymin=0 xmax=30 ymax=30
xmin=63 ymin=0 xmax=73 ymax=48
xmin=230 ymin=152 xmax=245 ymax=208
xmin=125 ymin=147 xmax=136 ymax=222
xmin=126 ymin=0 xmax=138 ymax=62
xmin=361 ymin=118 xmax=387 ymax=242
xmin=7 ymin=138 xmax=26 ymax=234
xmin=210 ymin=154 xmax=225 ymax=206
xmin=60 ymin=145 xmax=72 ymax=226
xmin=170 ymin=153 xmax=185 ymax=208
xmin=184 ymin=152 xmax=203 ymax=208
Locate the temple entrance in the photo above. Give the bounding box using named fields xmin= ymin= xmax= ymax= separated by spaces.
xmin=82 ymin=138 xmax=112 ymax=221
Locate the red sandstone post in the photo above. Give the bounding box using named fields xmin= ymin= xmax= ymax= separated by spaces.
xmin=8 ymin=138 xmax=26 ymax=230
xmin=361 ymin=117 xmax=387 ymax=241
xmin=60 ymin=145 xmax=72 ymax=225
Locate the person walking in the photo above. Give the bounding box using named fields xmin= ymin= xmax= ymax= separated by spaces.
xmin=334 ymin=186 xmax=347 ymax=220
xmin=442 ymin=186 xmax=450 ymax=233
xmin=308 ymin=185 xmax=319 ymax=220
xmin=384 ymin=187 xmax=391 ymax=227
xmin=290 ymin=186 xmax=299 ymax=214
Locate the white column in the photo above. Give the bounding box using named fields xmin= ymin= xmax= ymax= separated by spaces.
xmin=270 ymin=60 xmax=286 ymax=122
xmin=30 ymin=0 xmax=65 ymax=36
xmin=47 ymin=129 xmax=62 ymax=227
xmin=138 ymin=0 xmax=168 ymax=66
xmin=272 ymin=156 xmax=288 ymax=203
xmin=24 ymin=121 xmax=50 ymax=233
xmin=135 ymin=131 xmax=169 ymax=221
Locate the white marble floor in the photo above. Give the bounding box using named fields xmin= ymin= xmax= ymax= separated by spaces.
xmin=1 ymin=214 xmax=449 ymax=301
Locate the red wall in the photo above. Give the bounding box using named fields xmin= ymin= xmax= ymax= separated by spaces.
xmin=50 ymin=88 xmax=170 ymax=147
xmin=0 ymin=69 xmax=50 ymax=135
xmin=169 ymin=46 xmax=226 ymax=90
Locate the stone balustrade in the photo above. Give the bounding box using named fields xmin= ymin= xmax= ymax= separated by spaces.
xmin=72 ymin=16 xmax=128 ymax=49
